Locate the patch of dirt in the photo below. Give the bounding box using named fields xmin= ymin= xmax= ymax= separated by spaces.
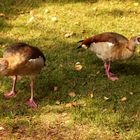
xmin=0 ymin=130 xmax=10 ymax=139
xmin=0 ymin=113 xmax=119 ymax=140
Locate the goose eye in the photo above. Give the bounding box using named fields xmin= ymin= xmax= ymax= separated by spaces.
xmin=137 ymin=37 xmax=140 ymax=42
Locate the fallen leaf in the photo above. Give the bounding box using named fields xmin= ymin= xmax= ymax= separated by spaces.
xmin=64 ymin=32 xmax=74 ymax=38
xmin=68 ymin=92 xmax=76 ymax=97
xmin=134 ymin=3 xmax=139 ymax=6
xmin=76 ymin=62 xmax=80 ymax=65
xmin=102 ymin=109 xmax=107 ymax=113
xmin=0 ymin=13 xmax=9 ymax=19
xmin=90 ymin=93 xmax=94 ymax=98
xmin=92 ymin=7 xmax=97 ymax=11
xmin=0 ymin=126 xmax=4 ymax=130
xmin=56 ymin=101 xmax=60 ymax=105
xmin=26 ymin=16 xmax=34 ymax=24
xmin=65 ymin=102 xmax=78 ymax=108
xmin=59 ymin=64 xmax=63 ymax=68
xmin=54 ymin=86 xmax=58 ymax=91
xmin=0 ymin=13 xmax=5 ymax=17
xmin=104 ymin=96 xmax=109 ymax=100
xmin=121 ymin=97 xmax=127 ymax=102
xmin=74 ymin=22 xmax=80 ymax=25
xmin=45 ymin=9 xmax=49 ymax=13
xmin=72 ymin=102 xmax=77 ymax=107
xmin=96 ymin=70 xmax=101 ymax=75
xmin=75 ymin=62 xmax=83 ymax=71
xmin=65 ymin=103 xmax=73 ymax=108
xmin=30 ymin=10 xmax=34 ymax=16
xmin=51 ymin=16 xmax=58 ymax=22
xmin=87 ymin=92 xmax=94 ymax=98
xmin=64 ymin=33 xmax=71 ymax=38
xmin=82 ymin=103 xmax=87 ymax=107
xmin=129 ymin=92 xmax=133 ymax=95
xmin=61 ymin=112 xmax=68 ymax=117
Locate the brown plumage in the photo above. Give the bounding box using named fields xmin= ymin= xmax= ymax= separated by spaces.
xmin=78 ymin=32 xmax=140 ymax=81
xmin=0 ymin=43 xmax=46 ymax=108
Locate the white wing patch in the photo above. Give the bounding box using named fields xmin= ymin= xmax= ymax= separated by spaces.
xmin=89 ymin=42 xmax=115 ymax=61
xmin=107 ymin=42 xmax=114 ymax=47
xmin=28 ymin=56 xmax=44 ymax=67
xmin=82 ymin=44 xmax=88 ymax=49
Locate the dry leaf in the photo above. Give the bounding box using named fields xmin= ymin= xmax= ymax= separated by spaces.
xmin=82 ymin=103 xmax=87 ymax=107
xmin=51 ymin=16 xmax=58 ymax=22
xmin=92 ymin=7 xmax=97 ymax=11
xmin=104 ymin=96 xmax=109 ymax=100
xmin=54 ymin=86 xmax=58 ymax=91
xmin=55 ymin=101 xmax=60 ymax=105
xmin=0 ymin=13 xmax=5 ymax=17
xmin=121 ymin=97 xmax=127 ymax=102
xmin=74 ymin=22 xmax=80 ymax=25
xmin=75 ymin=62 xmax=83 ymax=71
xmin=129 ymin=92 xmax=134 ymax=95
xmin=90 ymin=93 xmax=94 ymax=98
xmin=65 ymin=102 xmax=78 ymax=108
xmin=0 ymin=126 xmax=4 ymax=130
xmin=26 ymin=16 xmax=34 ymax=24
xmin=64 ymin=33 xmax=71 ymax=38
xmin=68 ymin=92 xmax=76 ymax=97
xmin=0 ymin=13 xmax=9 ymax=19
xmin=134 ymin=3 xmax=139 ymax=6
xmin=30 ymin=10 xmax=34 ymax=16
xmin=96 ymin=70 xmax=101 ymax=75
xmin=72 ymin=102 xmax=77 ymax=107
xmin=64 ymin=32 xmax=74 ymax=38
xmin=65 ymin=103 xmax=73 ymax=108
xmin=76 ymin=62 xmax=80 ymax=65
xmin=45 ymin=9 xmax=49 ymax=13
xmin=61 ymin=112 xmax=68 ymax=117
xmin=87 ymin=92 xmax=94 ymax=98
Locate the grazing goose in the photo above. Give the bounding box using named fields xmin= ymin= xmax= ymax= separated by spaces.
xmin=78 ymin=32 xmax=140 ymax=81
xmin=0 ymin=43 xmax=46 ymax=108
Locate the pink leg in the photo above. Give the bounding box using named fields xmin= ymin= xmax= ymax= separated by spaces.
xmin=26 ymin=78 xmax=37 ymax=108
xmin=4 ymin=75 xmax=17 ymax=98
xmin=104 ymin=62 xmax=118 ymax=81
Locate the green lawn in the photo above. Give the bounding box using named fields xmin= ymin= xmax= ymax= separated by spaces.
xmin=0 ymin=0 xmax=140 ymax=139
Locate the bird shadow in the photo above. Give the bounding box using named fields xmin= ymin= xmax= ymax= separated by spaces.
xmin=111 ymin=59 xmax=140 ymax=76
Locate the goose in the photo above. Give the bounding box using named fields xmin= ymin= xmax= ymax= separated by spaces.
xmin=78 ymin=32 xmax=140 ymax=81
xmin=0 ymin=42 xmax=46 ymax=108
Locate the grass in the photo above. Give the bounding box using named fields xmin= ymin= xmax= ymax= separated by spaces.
xmin=0 ymin=0 xmax=140 ymax=139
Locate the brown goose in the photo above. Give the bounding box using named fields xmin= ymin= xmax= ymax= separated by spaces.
xmin=78 ymin=32 xmax=140 ymax=81
xmin=0 ymin=43 xmax=46 ymax=108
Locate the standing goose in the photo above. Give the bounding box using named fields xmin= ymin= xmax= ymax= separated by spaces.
xmin=0 ymin=43 xmax=46 ymax=108
xmin=78 ymin=32 xmax=140 ymax=81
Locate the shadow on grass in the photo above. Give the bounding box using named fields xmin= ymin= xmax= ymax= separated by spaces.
xmin=0 ymin=37 xmax=140 ymax=108
xmin=0 ymin=0 xmax=98 ymax=16
xmin=0 ymin=36 xmax=139 ymax=139
xmin=0 ymin=1 xmax=139 ymax=138
xmin=112 ymin=60 xmax=140 ymax=76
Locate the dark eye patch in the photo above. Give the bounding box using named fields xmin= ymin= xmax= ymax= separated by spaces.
xmin=137 ymin=37 xmax=140 ymax=42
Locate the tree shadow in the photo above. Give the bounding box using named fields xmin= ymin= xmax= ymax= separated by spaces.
xmin=0 ymin=1 xmax=139 ymax=138
xmin=0 ymin=32 xmax=139 ymax=140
